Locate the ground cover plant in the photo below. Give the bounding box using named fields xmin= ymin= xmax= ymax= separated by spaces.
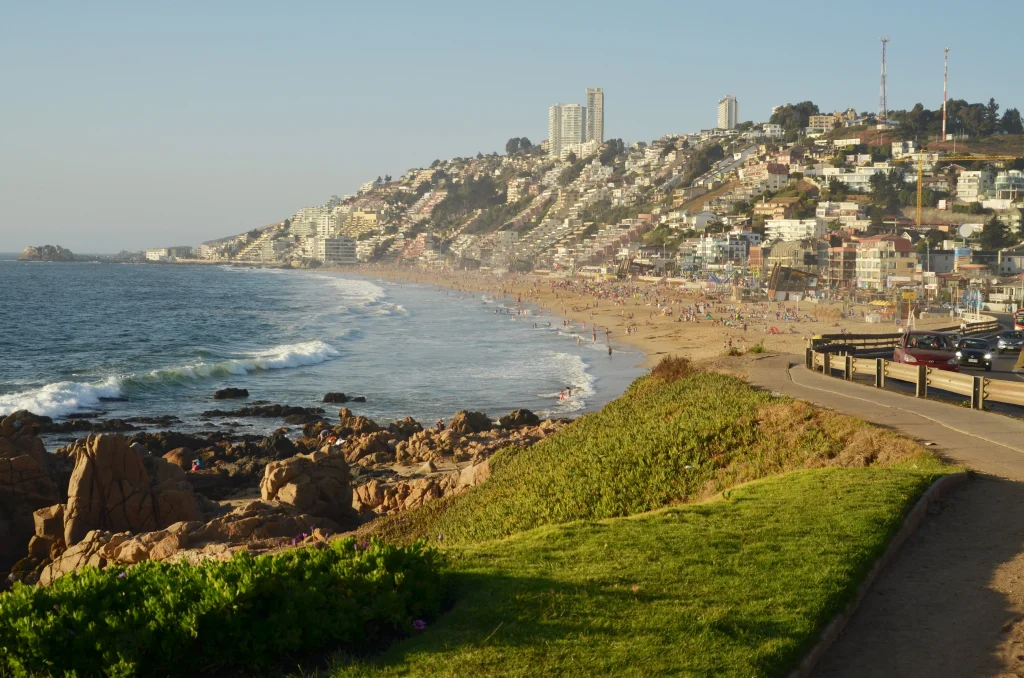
xmin=365 ymin=363 xmax=925 ymax=546
xmin=330 ymin=459 xmax=954 ymax=677
xmin=0 ymin=538 xmax=443 ymax=677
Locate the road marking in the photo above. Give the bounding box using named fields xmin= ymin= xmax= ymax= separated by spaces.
xmin=784 ymin=367 xmax=1022 ymax=454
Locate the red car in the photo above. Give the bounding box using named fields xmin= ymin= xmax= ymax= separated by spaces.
xmin=893 ymin=331 xmax=959 ymax=372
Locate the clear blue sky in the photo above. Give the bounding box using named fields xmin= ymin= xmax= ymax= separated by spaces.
xmin=2 ymin=0 xmax=1022 ymax=253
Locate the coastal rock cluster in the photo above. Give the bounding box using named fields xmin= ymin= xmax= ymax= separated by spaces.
xmin=17 ymin=245 xmax=75 ymax=262
xmin=2 ymin=402 xmax=565 ymax=589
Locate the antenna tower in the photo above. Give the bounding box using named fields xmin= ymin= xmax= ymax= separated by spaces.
xmin=942 ymin=47 xmax=950 ymax=141
xmin=878 ymin=38 xmax=890 ymax=127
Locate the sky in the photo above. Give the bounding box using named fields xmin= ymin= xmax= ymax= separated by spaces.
xmin=2 ymin=0 xmax=1023 ymax=254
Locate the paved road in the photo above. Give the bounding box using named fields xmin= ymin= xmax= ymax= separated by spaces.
xmin=748 ymin=356 xmax=1024 ymax=677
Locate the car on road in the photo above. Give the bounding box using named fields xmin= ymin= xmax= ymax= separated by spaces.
xmin=955 ymin=337 xmax=993 ymax=371
xmin=893 ymin=331 xmax=959 ymax=371
xmin=996 ymin=331 xmax=1024 ymax=354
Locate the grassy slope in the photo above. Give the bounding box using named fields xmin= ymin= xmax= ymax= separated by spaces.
xmin=365 ymin=371 xmax=924 ymax=546
xmin=331 ymin=459 xmax=951 ymax=677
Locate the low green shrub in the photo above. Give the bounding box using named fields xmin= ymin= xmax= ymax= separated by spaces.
xmin=365 ymin=372 xmax=927 ymax=546
xmin=748 ymin=342 xmax=766 ymax=354
xmin=0 ymin=538 xmax=443 ymax=677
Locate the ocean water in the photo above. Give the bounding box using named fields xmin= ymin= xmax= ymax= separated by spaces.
xmin=0 ymin=261 xmax=644 ymax=440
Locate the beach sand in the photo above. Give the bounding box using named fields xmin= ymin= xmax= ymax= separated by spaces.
xmin=344 ymin=265 xmax=957 ymax=374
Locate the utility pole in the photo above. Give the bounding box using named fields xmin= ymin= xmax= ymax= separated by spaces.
xmin=942 ymin=47 xmax=950 ymax=142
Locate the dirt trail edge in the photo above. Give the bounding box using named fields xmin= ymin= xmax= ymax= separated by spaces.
xmin=748 ymin=354 xmax=1024 ymax=678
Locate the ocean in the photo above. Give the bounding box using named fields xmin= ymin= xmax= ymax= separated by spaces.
xmin=0 ymin=261 xmax=644 ymax=442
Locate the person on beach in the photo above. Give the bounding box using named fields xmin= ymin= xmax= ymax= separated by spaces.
xmin=435 ymin=418 xmax=445 ymax=432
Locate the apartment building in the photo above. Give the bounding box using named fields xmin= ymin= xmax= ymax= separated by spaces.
xmin=765 ymin=218 xmax=826 ymax=242
xmin=717 ymin=95 xmax=738 ymax=130
xmin=956 ymin=170 xmax=994 ymax=203
xmin=855 ymin=235 xmax=917 ymax=290
xmin=994 ymin=170 xmax=1024 ymax=201
xmin=318 ymin=237 xmax=358 ymax=265
xmin=816 ymin=201 xmax=868 ymax=226
xmin=825 ymin=246 xmax=858 ymax=288
xmin=585 ymin=88 xmax=604 ymax=143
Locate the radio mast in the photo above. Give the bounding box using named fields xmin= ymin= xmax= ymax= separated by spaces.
xmin=941 ymin=47 xmax=950 ymax=141
xmin=878 ymin=38 xmax=890 ymax=128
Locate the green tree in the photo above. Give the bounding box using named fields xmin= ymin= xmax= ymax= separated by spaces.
xmin=505 ymin=138 xmax=521 ymax=155
xmin=566 ymin=152 xmax=577 ymax=165
xmin=979 ymin=217 xmax=1017 ymax=250
xmin=520 ymin=137 xmax=533 ymax=149
xmin=1001 ymin=108 xmax=1024 ymax=134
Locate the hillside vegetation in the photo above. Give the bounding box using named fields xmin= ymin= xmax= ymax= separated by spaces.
xmin=364 ymin=363 xmax=925 ymax=546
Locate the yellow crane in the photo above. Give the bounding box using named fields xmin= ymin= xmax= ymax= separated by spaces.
xmin=894 ymin=152 xmax=1017 ymax=227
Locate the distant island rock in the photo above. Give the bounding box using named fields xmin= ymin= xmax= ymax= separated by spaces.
xmin=18 ymin=245 xmax=76 ymax=262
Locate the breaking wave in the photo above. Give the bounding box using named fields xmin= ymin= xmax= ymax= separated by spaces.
xmin=0 ymin=340 xmax=340 ymax=419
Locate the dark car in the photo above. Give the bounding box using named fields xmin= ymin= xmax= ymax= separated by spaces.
xmin=893 ymin=331 xmax=959 ymax=372
xmin=996 ymin=331 xmax=1024 ymax=354
xmin=956 ymin=337 xmax=992 ymax=371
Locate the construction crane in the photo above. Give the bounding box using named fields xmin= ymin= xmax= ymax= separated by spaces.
xmin=893 ymin=152 xmax=1017 ymax=227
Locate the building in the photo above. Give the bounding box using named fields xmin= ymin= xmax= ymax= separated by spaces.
xmin=762 ymin=123 xmax=784 ymax=139
xmin=318 ymin=237 xmax=358 ymax=265
xmin=816 ymin=201 xmax=869 ymax=226
xmin=548 ymin=104 xmax=562 ymax=158
xmin=995 ymin=170 xmax=1024 ymax=201
xmin=765 ymin=218 xmax=826 ymax=242
xmin=259 ymin=239 xmax=288 ymax=262
xmin=741 ymin=163 xmax=790 ymax=192
xmin=825 ymin=246 xmax=858 ymax=288
xmin=145 ymin=248 xmax=169 ymax=261
xmin=957 ymin=170 xmax=994 ymax=203
xmin=766 ymin=239 xmax=829 ymax=272
xmin=821 ymin=164 xmax=896 ymax=193
xmin=717 ymin=95 xmax=738 ymax=130
xmin=548 ymin=103 xmax=586 ymax=158
xmin=855 ymin=235 xmax=917 ymax=290
xmin=808 ymin=114 xmax=838 ymax=131
xmin=585 ymin=88 xmax=604 ymax=143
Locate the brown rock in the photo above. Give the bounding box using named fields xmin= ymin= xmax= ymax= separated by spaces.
xmin=260 ymin=453 xmax=355 ymax=524
xmin=33 ymin=504 xmax=65 ymax=540
xmin=338 ymin=408 xmax=381 ymax=435
xmin=448 ymin=410 xmax=493 ymax=435
xmin=458 ymin=459 xmax=491 ymax=490
xmin=162 ymin=448 xmax=194 ymax=470
xmin=0 ymin=439 xmax=61 ymax=569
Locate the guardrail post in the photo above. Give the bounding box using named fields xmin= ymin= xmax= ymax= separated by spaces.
xmin=916 ymin=365 xmax=929 ymax=398
xmin=973 ymin=377 xmax=986 ymax=410
xmin=823 ymin=352 xmax=831 ymax=376
xmin=845 ymin=355 xmax=854 ymax=381
xmin=875 ymin=359 xmax=884 ymax=388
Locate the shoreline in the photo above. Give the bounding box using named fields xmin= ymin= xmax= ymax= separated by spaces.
xmin=325 ymin=264 xmax=960 ymax=372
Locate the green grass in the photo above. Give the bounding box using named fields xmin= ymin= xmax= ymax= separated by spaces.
xmin=364 ymin=371 xmax=926 ymax=546
xmin=328 ymin=458 xmax=954 ymax=677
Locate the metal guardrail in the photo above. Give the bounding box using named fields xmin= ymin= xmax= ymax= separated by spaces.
xmin=810 ymin=317 xmax=1002 ymax=351
xmin=804 ymin=348 xmax=1011 ymax=411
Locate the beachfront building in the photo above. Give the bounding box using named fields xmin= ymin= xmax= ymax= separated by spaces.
xmin=145 ymin=248 xmax=169 ymax=261
xmin=318 ymin=237 xmax=358 ymax=265
xmin=764 ymin=218 xmax=826 ymax=242
xmin=855 ymin=235 xmax=917 ymax=290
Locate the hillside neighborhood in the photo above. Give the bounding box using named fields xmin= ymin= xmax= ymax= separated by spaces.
xmin=141 ymin=95 xmax=1024 ymax=306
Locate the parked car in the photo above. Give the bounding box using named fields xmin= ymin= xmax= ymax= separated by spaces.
xmin=955 ymin=337 xmax=993 ymax=371
xmin=996 ymin=331 xmax=1024 ymax=354
xmin=893 ymin=331 xmax=959 ymax=372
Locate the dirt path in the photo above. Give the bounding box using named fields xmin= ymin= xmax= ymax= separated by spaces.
xmin=815 ymin=477 xmax=1024 ymax=677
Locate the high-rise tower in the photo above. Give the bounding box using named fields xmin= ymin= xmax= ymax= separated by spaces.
xmin=717 ymin=95 xmax=738 ymax=130
xmin=585 ymin=88 xmax=604 ymax=143
xmin=878 ymin=37 xmax=890 ymax=128
xmin=942 ymin=47 xmax=950 ymax=141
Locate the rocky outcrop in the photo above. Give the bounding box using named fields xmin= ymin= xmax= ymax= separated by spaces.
xmin=18 ymin=245 xmax=75 ymax=262
xmin=338 ymin=408 xmax=382 ymax=436
xmin=499 ymin=408 xmax=541 ymax=429
xmin=0 ymin=411 xmax=65 ymax=571
xmin=351 ymin=459 xmax=491 ymax=516
xmin=213 ymin=388 xmax=249 ymax=400
xmin=447 ymin=410 xmax=493 ymax=435
xmin=63 ymin=434 xmax=202 ymax=547
xmin=260 ymin=451 xmax=355 ymax=524
xmin=341 ymin=431 xmax=393 ymax=466
xmin=201 ymin=404 xmax=324 ymax=418
xmin=323 ymin=392 xmax=349 ymax=403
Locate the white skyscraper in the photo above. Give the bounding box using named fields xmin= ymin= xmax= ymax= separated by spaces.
xmin=717 ymin=95 xmax=739 ymax=130
xmin=585 ymin=87 xmax=604 ymax=143
xmin=561 ymin=103 xmax=586 ymax=147
xmin=548 ymin=104 xmax=563 ymax=158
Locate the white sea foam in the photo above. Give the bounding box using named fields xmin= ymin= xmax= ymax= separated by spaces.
xmin=536 ymin=352 xmax=597 ymax=416
xmin=0 ymin=340 xmax=340 ymax=419
xmin=0 ymin=377 xmax=122 ymax=419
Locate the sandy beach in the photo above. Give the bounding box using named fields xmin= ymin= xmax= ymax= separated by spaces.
xmin=347 ymin=264 xmax=959 ymax=371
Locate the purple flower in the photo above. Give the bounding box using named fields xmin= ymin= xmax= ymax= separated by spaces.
xmin=413 ymin=619 xmax=427 ymax=631
xmin=291 ymin=537 xmax=298 ymax=547
xmin=53 ymin=604 xmax=60 ymax=612
xmin=437 ymin=534 xmax=444 ymax=542
xmin=117 ymin=572 xmax=127 ymax=579
xmin=301 ymin=532 xmax=308 ymax=539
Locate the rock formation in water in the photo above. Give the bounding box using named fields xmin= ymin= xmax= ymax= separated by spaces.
xmin=17 ymin=245 xmax=75 ymax=262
